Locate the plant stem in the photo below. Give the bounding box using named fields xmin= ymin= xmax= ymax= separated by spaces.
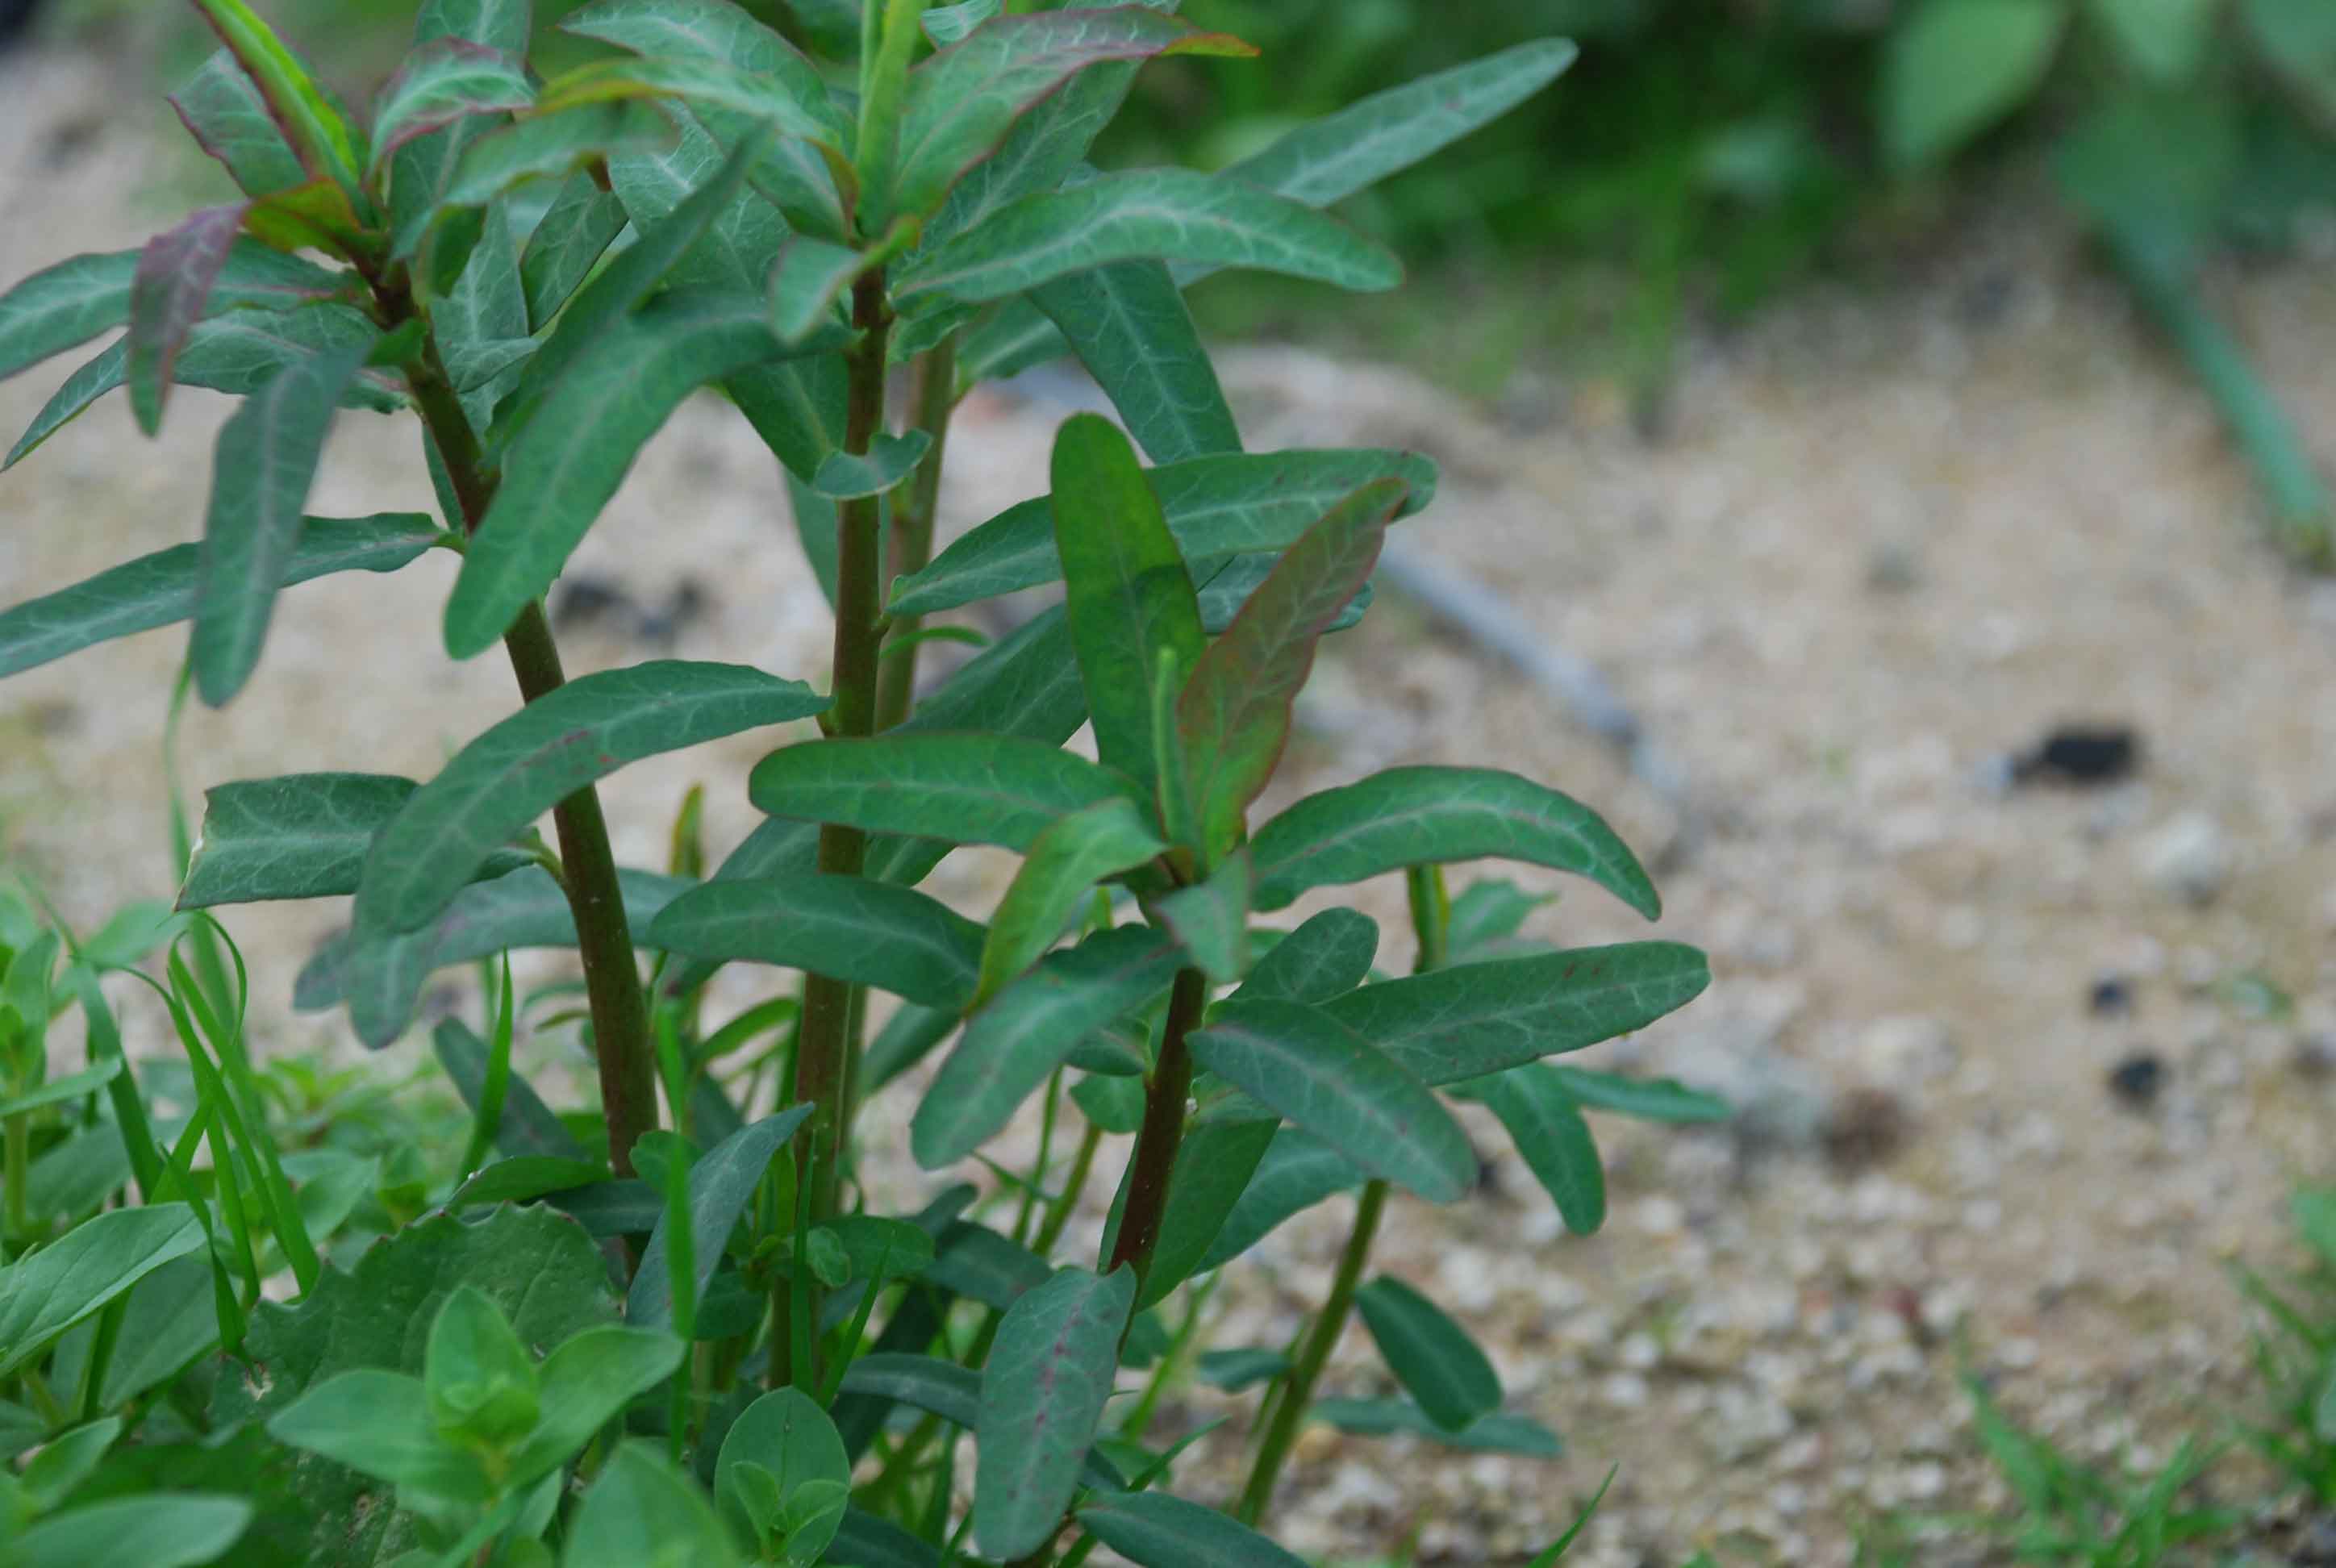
xmin=794 ymin=270 xmax=894 ymax=1242
xmin=391 ymin=289 xmax=658 ymax=1178
xmin=3 ymin=1111 xmax=27 ymax=1246
xmin=1234 ymin=1177 xmax=1387 ymax=1525
xmin=874 ymin=337 xmax=957 ymax=730
xmin=1029 ymin=1120 xmax=1102 ymax=1258
xmin=1105 ymin=967 xmax=1208 ymax=1292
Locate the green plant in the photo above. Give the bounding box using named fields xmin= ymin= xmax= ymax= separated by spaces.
xmin=0 ymin=0 xmax=1710 ymax=1561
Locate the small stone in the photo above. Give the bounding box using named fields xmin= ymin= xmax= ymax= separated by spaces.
xmin=1635 ymin=1195 xmax=1687 ymax=1237
xmin=1823 ymin=1086 xmax=1913 ymax=1172
xmin=2010 ymin=724 xmax=2142 ymax=786
xmin=2139 ymin=812 xmax=2234 ymax=906
xmin=2107 ymin=1050 xmax=2166 ymax=1108
xmin=1600 ymin=1371 xmax=1650 ymax=1410
xmin=2296 ymin=1033 xmax=2336 ymax=1080
xmin=1858 ymin=1015 xmax=1957 ymax=1087
xmin=2088 ymin=976 xmax=2134 ymax=1017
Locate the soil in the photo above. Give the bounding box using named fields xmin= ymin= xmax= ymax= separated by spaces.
xmin=8 ymin=39 xmax=2336 ymax=1568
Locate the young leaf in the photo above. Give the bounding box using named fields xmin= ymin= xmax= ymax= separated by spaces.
xmin=423 ymin=1285 xmax=540 ymax=1441
xmin=190 ymin=340 xmax=381 ymax=707
xmin=922 ymin=0 xmax=998 ymax=48
xmin=1178 ymin=479 xmax=1404 ymax=856
xmin=749 ymin=731 xmax=1147 ymax=853
xmin=1075 ymin=1491 xmax=1308 ymax=1568
xmin=1309 ymin=1396 xmax=1560 ymax=1457
xmin=976 ymin=1266 xmax=1136 ymax=1560
xmin=357 ymin=662 xmax=823 ymax=935
xmin=127 ymin=205 xmax=252 ymax=436
xmin=561 ymin=0 xmax=845 ymax=143
xmin=978 ymin=797 xmax=1167 ymax=1007
xmin=266 ymin=1369 xmax=487 ymax=1503
xmin=1035 ymin=260 xmax=1240 ymax=466
xmin=915 ymin=925 xmax=1183 ymax=1167
xmin=1354 ymin=1276 xmax=1502 ymax=1432
xmin=1321 ymin=943 xmax=1712 ymax=1086
xmin=567 ymin=1443 xmax=748 ymax=1568
xmin=1187 ymin=999 xmax=1473 ymax=1203
xmin=6 ymin=1497 xmax=252 ymax=1568
xmin=888 ymin=9 xmax=1254 ymax=223
xmin=369 ymin=38 xmax=534 ymax=172
xmin=1148 ymin=851 xmax=1251 ymax=986
xmin=1546 ymin=1066 xmax=1731 ymax=1124
xmin=447 ymin=1156 xmax=609 ymax=1208
xmin=648 ymin=873 xmax=984 ymax=1007
xmin=715 ymin=1388 xmax=852 ymax=1553
xmin=0 ymin=514 xmax=436 ymax=682
xmin=810 ymin=429 xmax=933 ymax=499
xmin=1050 ymin=412 xmax=1207 ymax=800
xmin=1248 ymin=766 xmax=1662 ymax=917
xmin=627 ymin=1107 xmax=813 ymax=1330
xmin=446 ymin=101 xmax=678 ymax=217
xmin=445 ymin=294 xmax=801 ymax=655
xmin=0 ymin=1205 xmax=205 ymax=1378
xmin=0 ymin=243 xmax=340 ymax=386
xmin=188 ymin=0 xmax=369 ymax=198
xmin=170 ymin=48 xmax=308 ymax=196
xmin=1454 ymin=1065 xmax=1605 ymax=1235
xmin=535 ymin=53 xmax=842 ymax=152
xmin=1234 ymin=907 xmax=1378 ymax=1005
xmin=893 ymin=448 xmax=1435 ymax=619
xmin=1198 ymin=1128 xmax=1366 ymax=1270
xmin=895 ymin=169 xmax=1401 ymax=305
xmin=1883 ymin=0 xmax=2066 ymax=169
xmin=178 ymin=772 xmax=532 ymax=909
xmin=513 ymin=1324 xmax=686 ymax=1481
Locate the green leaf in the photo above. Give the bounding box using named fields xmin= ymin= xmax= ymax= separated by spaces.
xmin=1321 ymin=943 xmax=1711 ymax=1086
xmin=1198 ymin=1129 xmax=1365 ymax=1270
xmin=810 ymin=430 xmax=932 ymax=499
xmin=188 ymin=0 xmax=368 ymax=198
xmin=893 ymin=448 xmax=1435 ymax=619
xmin=423 ymin=1285 xmax=540 ymax=1444
xmin=895 ymin=169 xmax=1400 ymax=305
xmin=1354 ymin=1276 xmax=1501 ymax=1432
xmin=1149 ymin=851 xmax=1250 ymax=986
xmin=1035 ymin=260 xmax=1241 ymax=466
xmin=179 ymin=772 xmax=530 ymax=910
xmin=823 ymin=1215 xmax=937 ymax=1282
xmin=922 ymin=1221 xmax=1052 ymax=1312
xmin=17 ymin=1419 xmax=123 ymax=1512
xmin=513 ymin=1325 xmax=686 ymax=1483
xmin=1446 ymin=878 xmax=1553 ymax=958
xmin=0 ymin=1057 xmax=123 ymax=1119
xmin=1249 ymin=766 xmax=1662 ymax=918
xmin=1309 ymin=1396 xmax=1560 ymax=1456
xmin=414 ymin=0 xmax=532 ymax=56
xmin=448 ymin=1155 xmax=610 ymax=1207
xmin=715 ymin=1389 xmax=850 ymax=1551
xmin=447 ymin=293 xmax=803 ymax=654
xmin=864 ymin=1002 xmax=960 ymax=1097
xmin=975 ymin=1266 xmax=1136 ymax=1559
xmin=627 ymin=1107 xmax=813 ymax=1330
xmin=1117 ymin=1116 xmax=1274 ymax=1309
xmin=890 ymin=10 xmax=1253 ymax=223
xmin=1454 ymin=1066 xmax=1604 ymax=1236
xmin=1074 ymin=1491 xmax=1307 ymax=1568
xmin=2091 ymin=0 xmax=2215 ymax=78
xmin=750 ymin=731 xmax=1146 ymax=853
xmin=1883 ymin=0 xmax=2066 ymax=169
xmin=650 ymin=873 xmax=982 ymax=1007
xmin=1071 ymin=1071 xmax=1145 ymax=1132
xmin=521 ymin=174 xmax=635 ymax=331
xmin=1195 ymin=553 xmax=1370 ymax=637
xmin=922 ymin=0 xmax=997 ymax=48
xmin=358 ymin=662 xmax=820 ymax=935
xmin=561 ymin=0 xmax=845 ymax=144
xmin=0 ymin=242 xmax=340 ymax=387
xmin=127 ymin=205 xmax=254 ymax=436
xmin=170 ymin=48 xmax=308 ymax=196
xmin=1178 ymin=479 xmax=1402 ymax=856
xmin=444 ymin=102 xmax=676 ymax=216
xmin=914 ymin=925 xmax=1183 ymax=1168
xmin=830 ymin=1510 xmax=944 ymax=1568
xmin=978 ymin=797 xmax=1168 ymax=1008
xmin=1546 ymin=1066 xmax=1729 ymax=1124
xmin=191 ymin=340 xmax=379 ymax=707
xmin=370 ymin=38 xmax=534 ymax=172
xmin=0 ymin=509 xmax=434 ymax=682
xmin=566 ymin=1443 xmax=748 ymax=1568
xmin=1187 ymin=999 xmax=1472 ymax=1203
xmin=0 ymin=1205 xmax=205 ymax=1378
xmin=1195 ymin=1347 xmax=1289 ymax=1392
xmin=769 ymin=235 xmax=870 ymax=344
xmin=1049 ymin=411 xmax=1207 ymax=800
xmin=3 ymin=1495 xmax=252 ymax=1568
xmin=839 ymin=1353 xmax=1120 ymax=1497
xmin=1234 ymin=908 xmax=1376 ymax=1005
xmin=434 ymin=1017 xmax=594 ymax=1163
xmin=536 ymin=53 xmax=843 ymax=152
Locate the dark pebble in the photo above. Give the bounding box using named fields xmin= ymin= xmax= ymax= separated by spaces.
xmin=2088 ymin=976 xmax=2133 ymax=1017
xmin=551 ymin=574 xmax=639 ymax=630
xmin=1822 ymin=1086 xmax=1912 ymax=1171
xmin=2010 ymin=725 xmax=2142 ymax=787
xmin=2106 ymin=1051 xmax=2165 ymax=1107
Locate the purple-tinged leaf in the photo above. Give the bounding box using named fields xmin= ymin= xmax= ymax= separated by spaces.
xmin=369 ymin=38 xmax=535 ymax=171
xmin=127 ymin=204 xmax=250 ymax=436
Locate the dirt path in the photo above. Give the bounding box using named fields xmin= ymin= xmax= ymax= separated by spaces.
xmin=6 ymin=43 xmax=2336 ymax=1567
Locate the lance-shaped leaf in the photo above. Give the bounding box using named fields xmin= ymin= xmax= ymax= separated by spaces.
xmin=810 ymin=430 xmax=932 ymax=500
xmin=1037 ymin=259 xmax=1241 ymax=466
xmin=1249 ymin=766 xmax=1662 ymax=918
xmin=1187 ymin=998 xmax=1472 ymax=1203
xmin=413 ymin=0 xmax=532 ymax=55
xmin=1049 ymin=412 xmax=1206 ymax=800
xmin=894 ymin=448 xmax=1435 ymax=618
xmin=536 ymin=54 xmax=842 ymax=152
xmin=1104 ymin=1117 xmax=1275 ymax=1310
xmin=521 ymin=173 xmax=635 ymax=331
xmin=1311 ymin=1396 xmax=1559 ymax=1456
xmin=0 ymin=1205 xmax=204 ymax=1378
xmin=750 ymin=732 xmax=1145 ymax=854
xmin=770 ymin=234 xmax=871 ymax=343
xmin=915 ymin=925 xmax=1182 ymax=1168
xmin=189 ymin=0 xmax=367 ymax=198
xmin=179 ymin=773 xmax=533 ymax=910
xmin=369 ymin=38 xmax=534 ymax=173
xmin=0 ymin=242 xmax=340 ymax=386
xmin=127 ymin=205 xmax=251 ymax=436
xmin=170 ymin=48 xmax=308 ymax=196
xmin=0 ymin=514 xmax=436 ymax=682
xmin=1354 ymin=1276 xmax=1501 ymax=1432
xmin=628 ymin=1107 xmax=812 ymax=1329
xmin=895 ymin=169 xmax=1401 ymax=305
xmin=890 ymin=8 xmax=1254 ymax=223
xmin=924 ymin=1220 xmax=1051 ymax=1312
xmin=435 ymin=1017 xmax=594 ymax=1165
xmin=1453 ymin=1065 xmax=1605 ymax=1236
xmin=1322 ymin=942 xmax=1711 ymax=1086
xmin=1546 ymin=1067 xmax=1730 ymax=1124
xmin=446 ymin=293 xmax=799 ymax=657
xmin=1077 ymin=1490 xmax=1309 ymax=1568
xmin=649 ymin=873 xmax=982 ymax=1007
xmin=1197 ymin=553 xmax=1370 ymax=637
xmin=1199 ymin=1128 xmax=1366 ymax=1270
xmin=975 ymin=1266 xmax=1135 ymax=1559
xmin=561 ymin=0 xmax=845 ymax=140
xmin=1149 ymin=851 xmax=1250 ymax=986
xmin=838 ymin=1353 xmax=1124 ymax=1495
xmin=924 ymin=0 xmax=997 ymax=47
xmin=978 ymin=798 xmax=1167 ymax=1008
xmin=1234 ymin=907 xmax=1377 ymax=1006
xmin=446 ymin=101 xmax=678 ymax=215
xmin=192 ymin=339 xmax=380 ymax=707
xmin=357 ymin=662 xmax=824 ymax=935
xmin=1178 ymin=478 xmax=1402 ymax=857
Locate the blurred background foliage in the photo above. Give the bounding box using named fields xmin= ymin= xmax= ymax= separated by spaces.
xmin=29 ymin=0 xmax=2336 ymax=543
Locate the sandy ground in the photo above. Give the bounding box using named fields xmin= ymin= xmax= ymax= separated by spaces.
xmin=8 ymin=39 xmax=2336 ymax=1568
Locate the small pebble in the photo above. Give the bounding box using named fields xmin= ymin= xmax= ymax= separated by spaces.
xmin=2139 ymin=812 xmax=2234 ymax=907
xmin=2088 ymin=976 xmax=2133 ymax=1017
xmin=2295 ymin=1032 xmax=2336 ymax=1080
xmin=2107 ymin=1051 xmax=2166 ymax=1108
xmin=2009 ymin=724 xmax=2142 ymax=786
